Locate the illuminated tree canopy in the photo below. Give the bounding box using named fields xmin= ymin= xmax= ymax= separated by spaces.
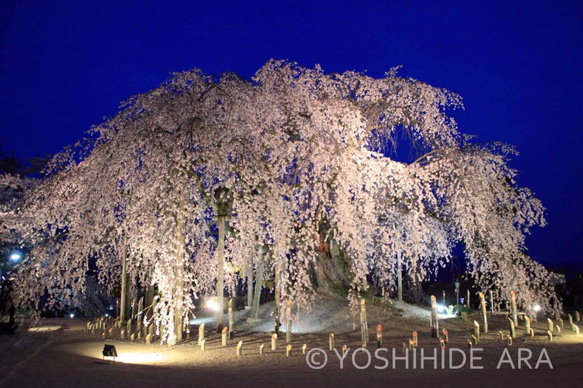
xmin=5 ymin=60 xmax=557 ymax=343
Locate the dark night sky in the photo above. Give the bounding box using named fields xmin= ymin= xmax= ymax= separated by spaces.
xmin=0 ymin=0 xmax=581 ymax=270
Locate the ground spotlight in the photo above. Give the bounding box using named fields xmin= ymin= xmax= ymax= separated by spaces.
xmin=103 ymin=344 xmax=118 ymax=361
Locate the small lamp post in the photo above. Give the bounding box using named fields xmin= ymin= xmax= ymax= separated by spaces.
xmin=454 ymin=279 xmax=461 ymax=316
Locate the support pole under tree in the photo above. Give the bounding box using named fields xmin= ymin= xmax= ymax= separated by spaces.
xmin=216 ymin=213 xmax=225 ymax=333
xmin=430 ymin=295 xmax=439 ymax=338
xmin=137 ymin=296 xmax=144 ymax=324
xmin=489 ymin=290 xmax=494 ymax=314
xmin=510 ymin=291 xmax=518 ymax=327
xmin=250 ymin=253 xmax=265 ymax=321
xmin=120 ymin=234 xmax=130 ymax=323
xmin=397 ymin=255 xmax=403 ymax=302
xmin=360 ymin=299 xmax=369 ymax=344
xmin=246 ymin=263 xmax=253 ymax=309
xmin=131 ymin=295 xmax=138 ymax=321
xmin=145 ymin=279 xmax=155 ymax=320
xmin=228 ymin=298 xmax=234 ymax=339
xmin=455 ymin=279 xmax=460 ymax=316
xmin=174 ymin=196 xmax=186 ymax=343
xmin=214 ymin=187 xmax=232 ymax=333
xmin=274 ymin=254 xmax=281 ymax=335
xmin=479 ymin=292 xmax=488 ymax=333
xmin=286 ymin=299 xmax=292 ymax=343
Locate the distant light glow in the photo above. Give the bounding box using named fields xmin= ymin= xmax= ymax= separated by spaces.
xmin=435 ymin=303 xmax=456 ymax=319
xmin=533 ymin=304 xmax=541 ymax=312
xmin=205 ymin=299 xmax=219 ymax=312
xmin=69 ymin=313 xmax=75 ymax=319
xmin=9 ymin=252 xmax=22 ymax=262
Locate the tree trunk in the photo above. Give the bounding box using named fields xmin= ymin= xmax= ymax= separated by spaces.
xmin=313 ymin=226 xmax=352 ymax=295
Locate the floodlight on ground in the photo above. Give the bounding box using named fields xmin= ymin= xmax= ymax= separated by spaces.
xmin=533 ymin=304 xmax=541 ymax=312
xmin=9 ymin=252 xmax=22 ymax=262
xmin=103 ymin=344 xmax=118 ymax=361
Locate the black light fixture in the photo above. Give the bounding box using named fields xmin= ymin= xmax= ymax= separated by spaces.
xmin=102 ymin=344 xmax=118 ymax=360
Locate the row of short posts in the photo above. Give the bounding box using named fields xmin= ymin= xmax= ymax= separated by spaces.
xmin=199 ymin=318 xmax=293 ymax=357
xmin=193 ymin=312 xmax=556 ymax=357
xmin=453 ymin=289 xmax=579 ymax=346
xmin=209 ymin=330 xmax=298 ymax=357
xmin=94 ymin=293 xmax=583 ymax=352
xmin=503 ymin=290 xmax=583 ymax=342
xmin=86 ymin=316 xmax=157 ymax=343
xmin=200 ymin=326 xmax=390 ymax=358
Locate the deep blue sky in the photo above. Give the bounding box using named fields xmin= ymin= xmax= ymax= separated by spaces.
xmin=1 ymin=0 xmax=581 ymax=270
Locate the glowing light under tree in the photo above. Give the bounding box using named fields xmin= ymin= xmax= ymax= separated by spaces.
xmin=205 ymin=299 xmax=220 ymax=312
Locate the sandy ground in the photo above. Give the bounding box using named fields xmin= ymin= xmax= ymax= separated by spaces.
xmin=1 ymin=295 xmax=582 ymax=388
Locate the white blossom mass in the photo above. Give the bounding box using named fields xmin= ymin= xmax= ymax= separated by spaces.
xmin=5 ymin=60 xmax=557 ymax=344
